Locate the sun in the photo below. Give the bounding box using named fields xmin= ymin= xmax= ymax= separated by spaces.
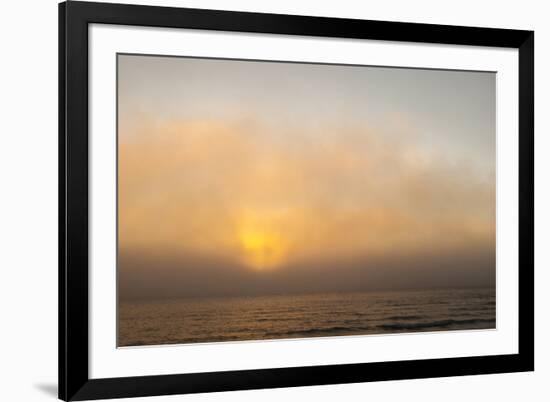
xmin=238 ymin=229 xmax=288 ymax=270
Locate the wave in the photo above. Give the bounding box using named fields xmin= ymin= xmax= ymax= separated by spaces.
xmin=378 ymin=318 xmax=495 ymax=331
xmin=450 ymin=306 xmax=494 ymax=312
xmin=384 ymin=315 xmax=425 ymax=321
xmin=267 ymin=325 xmax=371 ymax=337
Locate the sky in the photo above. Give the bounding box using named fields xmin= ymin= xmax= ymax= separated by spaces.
xmin=117 ymin=54 xmax=496 ymax=300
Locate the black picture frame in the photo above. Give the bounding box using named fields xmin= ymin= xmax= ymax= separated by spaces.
xmin=59 ymin=1 xmax=534 ymax=400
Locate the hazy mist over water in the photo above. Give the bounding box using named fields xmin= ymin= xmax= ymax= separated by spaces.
xmin=117 ymin=55 xmax=497 ymax=346
xmin=119 ymin=288 xmax=496 ymax=346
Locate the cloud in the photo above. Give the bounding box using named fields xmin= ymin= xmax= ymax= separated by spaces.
xmin=118 ymin=117 xmax=495 ymax=299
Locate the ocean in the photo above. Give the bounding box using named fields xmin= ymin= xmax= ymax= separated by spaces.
xmin=118 ymin=288 xmax=495 ymax=347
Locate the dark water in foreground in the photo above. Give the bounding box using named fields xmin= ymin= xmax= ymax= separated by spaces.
xmin=118 ymin=288 xmax=495 ymax=347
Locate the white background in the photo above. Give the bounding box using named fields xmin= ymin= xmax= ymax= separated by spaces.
xmin=0 ymin=0 xmax=546 ymax=401
xmin=90 ymin=23 xmax=519 ymax=379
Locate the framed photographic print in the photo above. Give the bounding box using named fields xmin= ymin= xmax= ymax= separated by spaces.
xmin=59 ymin=1 xmax=534 ymax=400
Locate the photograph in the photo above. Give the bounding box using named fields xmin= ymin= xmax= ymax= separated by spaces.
xmin=117 ymin=54 xmax=497 ymax=347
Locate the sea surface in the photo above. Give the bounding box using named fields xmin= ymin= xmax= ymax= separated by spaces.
xmin=118 ymin=288 xmax=495 ymax=347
